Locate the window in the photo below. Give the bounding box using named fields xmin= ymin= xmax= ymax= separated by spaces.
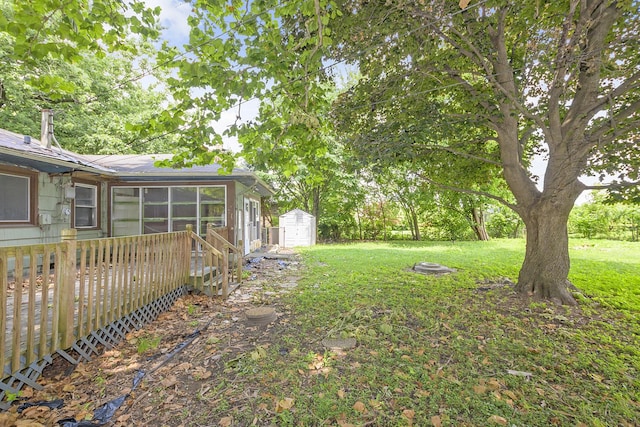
xmin=111 ymin=185 xmax=226 ymax=237
xmin=0 ymin=172 xmax=31 ymax=223
xmin=112 ymin=187 xmax=140 ymax=236
xmin=143 ymin=187 xmax=169 ymax=234
xmin=74 ymin=184 xmax=98 ymax=228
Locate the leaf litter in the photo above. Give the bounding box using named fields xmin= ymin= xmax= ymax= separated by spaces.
xmin=6 ymin=256 xmax=301 ymax=427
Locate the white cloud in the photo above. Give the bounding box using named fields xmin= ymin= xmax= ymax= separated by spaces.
xmin=145 ymin=0 xmax=192 ymax=46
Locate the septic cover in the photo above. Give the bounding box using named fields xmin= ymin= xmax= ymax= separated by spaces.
xmin=321 ymin=337 xmax=357 ymax=350
xmin=412 ymin=262 xmax=456 ymax=275
xmin=245 ymin=307 xmax=277 ymax=325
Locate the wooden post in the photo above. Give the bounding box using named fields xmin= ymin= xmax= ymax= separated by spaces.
xmin=59 ymin=229 xmax=77 ymax=349
xmin=221 ymin=248 xmax=229 ymax=298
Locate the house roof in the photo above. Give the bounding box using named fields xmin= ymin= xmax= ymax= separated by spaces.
xmin=0 ymin=128 xmax=112 ymax=174
xmin=0 ymin=127 xmax=274 ymax=197
xmin=82 ymin=154 xmax=274 ymax=196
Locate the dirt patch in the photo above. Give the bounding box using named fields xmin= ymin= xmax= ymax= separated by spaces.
xmin=3 ymin=256 xmax=302 ymax=427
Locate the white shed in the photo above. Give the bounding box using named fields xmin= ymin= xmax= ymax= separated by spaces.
xmin=279 ymin=209 xmax=316 ymax=248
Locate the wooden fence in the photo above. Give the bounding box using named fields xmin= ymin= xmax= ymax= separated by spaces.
xmin=0 ymin=227 xmax=241 ymax=386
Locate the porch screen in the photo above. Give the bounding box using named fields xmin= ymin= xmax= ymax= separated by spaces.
xmin=0 ymin=173 xmax=30 ymax=222
xmin=111 ymin=185 xmax=225 ymax=237
xmin=111 ymin=188 xmax=141 ymax=235
xmin=199 ymin=187 xmax=225 ymax=234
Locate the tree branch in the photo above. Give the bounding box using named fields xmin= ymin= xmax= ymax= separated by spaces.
xmin=415 ymin=171 xmax=517 ymax=211
xmin=590 ymin=100 xmax=640 ymax=145
xmin=415 ymin=144 xmax=502 ymax=166
xmin=583 ymin=179 xmax=640 ymax=190
xmin=586 ymin=70 xmax=640 ymax=119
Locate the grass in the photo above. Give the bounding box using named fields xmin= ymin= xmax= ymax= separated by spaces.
xmin=220 ymin=239 xmax=640 ymax=426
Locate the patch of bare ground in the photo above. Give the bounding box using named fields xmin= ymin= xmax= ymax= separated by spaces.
xmin=3 ymin=256 xmax=302 ymax=427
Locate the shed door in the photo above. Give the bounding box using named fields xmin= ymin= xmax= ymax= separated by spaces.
xmin=285 ymin=211 xmax=309 ymax=247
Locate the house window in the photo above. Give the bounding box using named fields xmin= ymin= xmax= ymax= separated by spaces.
xmin=0 ymin=172 xmax=31 ymax=222
xmin=199 ymin=187 xmax=226 ymax=234
xmin=112 ymin=187 xmax=141 ymax=236
xmin=74 ymin=184 xmax=98 ymax=228
xmin=143 ymin=187 xmax=169 ymax=234
xmin=111 ymin=185 xmax=226 ymax=237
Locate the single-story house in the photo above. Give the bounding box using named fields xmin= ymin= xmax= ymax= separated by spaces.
xmin=0 ymin=123 xmax=273 ymax=255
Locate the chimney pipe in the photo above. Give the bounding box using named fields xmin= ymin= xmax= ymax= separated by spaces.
xmin=40 ymin=109 xmax=53 ymax=149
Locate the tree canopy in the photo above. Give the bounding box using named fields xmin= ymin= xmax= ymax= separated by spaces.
xmin=0 ymin=0 xmax=174 ymax=154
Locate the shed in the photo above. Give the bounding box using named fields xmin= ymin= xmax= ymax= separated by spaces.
xmin=279 ymin=209 xmax=316 ymax=248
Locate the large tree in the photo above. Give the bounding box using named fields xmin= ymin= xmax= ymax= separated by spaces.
xmin=155 ymin=0 xmax=638 ymax=304
xmin=327 ymin=0 xmax=640 ymax=304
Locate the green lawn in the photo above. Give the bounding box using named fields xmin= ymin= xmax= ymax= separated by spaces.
xmin=231 ymin=239 xmax=640 ymax=426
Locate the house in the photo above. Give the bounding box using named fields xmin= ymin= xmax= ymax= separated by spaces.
xmin=0 ymin=119 xmax=272 ymax=254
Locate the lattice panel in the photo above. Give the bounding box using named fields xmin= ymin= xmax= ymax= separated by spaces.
xmin=0 ymin=286 xmax=188 ymax=409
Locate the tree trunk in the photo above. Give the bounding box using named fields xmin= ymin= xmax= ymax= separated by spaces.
xmin=470 ymin=207 xmax=489 ymax=241
xmin=515 ymin=202 xmax=577 ymax=305
xmin=411 ymin=209 xmax=421 ymax=241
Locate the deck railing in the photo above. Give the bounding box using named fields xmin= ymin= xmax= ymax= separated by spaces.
xmin=206 ymin=224 xmax=243 ymax=286
xmin=0 ymin=228 xmax=234 ymax=386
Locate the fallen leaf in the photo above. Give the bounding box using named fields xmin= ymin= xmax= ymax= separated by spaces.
xmin=352 ymin=401 xmax=366 ymax=413
xmin=276 ymin=397 xmax=295 ymax=413
xmin=337 ymin=389 xmax=346 ymax=399
xmin=487 ymin=379 xmax=501 ymax=391
xmin=488 ymin=415 xmax=508 ymax=425
xmin=369 ymin=399 xmax=383 ymax=410
xmin=503 ymin=390 xmax=517 ymax=400
xmin=117 ymin=414 xmax=132 ymax=423
xmin=15 ymin=421 xmax=45 ymax=427
xmin=161 ymin=375 xmax=177 ymax=388
xmin=219 ymin=416 xmax=233 ymax=426
xmin=459 ymin=0 xmax=470 ymax=9
xmin=402 ymin=409 xmax=415 ymax=419
xmin=431 ymin=415 xmax=442 ymax=427
xmin=473 ymin=384 xmax=487 ymax=394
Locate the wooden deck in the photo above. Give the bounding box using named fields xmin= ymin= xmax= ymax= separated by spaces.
xmin=0 ymin=227 xmax=242 ymax=390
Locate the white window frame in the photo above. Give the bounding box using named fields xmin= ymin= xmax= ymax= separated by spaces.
xmin=74 ymin=183 xmax=98 ymax=228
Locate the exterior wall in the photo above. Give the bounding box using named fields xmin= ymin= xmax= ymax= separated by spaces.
xmin=0 ymin=167 xmax=73 ymax=247
xmin=0 ymin=165 xmax=262 ymax=251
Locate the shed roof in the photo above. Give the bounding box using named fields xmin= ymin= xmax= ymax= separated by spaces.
xmin=280 ymin=208 xmax=315 ymax=218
